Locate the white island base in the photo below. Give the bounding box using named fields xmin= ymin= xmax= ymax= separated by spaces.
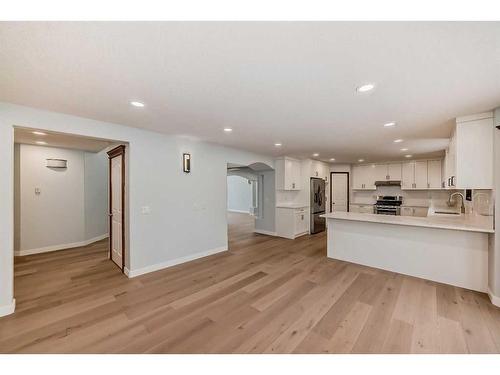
xmin=325 ymin=214 xmax=491 ymax=293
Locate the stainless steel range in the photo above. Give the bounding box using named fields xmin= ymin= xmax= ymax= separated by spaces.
xmin=374 ymin=195 xmax=403 ymax=215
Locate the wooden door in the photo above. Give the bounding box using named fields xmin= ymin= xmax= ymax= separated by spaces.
xmin=331 ymin=172 xmax=349 ymax=212
xmin=107 ymin=145 xmax=125 ymax=271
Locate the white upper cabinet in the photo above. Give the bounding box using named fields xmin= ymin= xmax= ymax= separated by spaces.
xmin=387 ymin=163 xmax=402 ymax=180
xmin=401 ymin=162 xmax=415 ymax=189
xmin=373 ymin=164 xmax=388 ymax=181
xmin=447 ymin=113 xmax=494 ymax=189
xmin=276 ymin=157 xmax=301 ymax=190
xmin=414 ymin=161 xmax=428 ymax=189
xmin=427 ymin=159 xmax=442 ymax=189
xmin=352 ymin=164 xmax=376 ymax=190
xmin=402 ymin=159 xmax=442 ymax=190
xmin=372 ymin=163 xmax=402 ymax=181
xmin=311 ymin=160 xmax=329 ymax=181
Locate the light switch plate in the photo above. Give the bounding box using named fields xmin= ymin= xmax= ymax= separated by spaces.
xmin=141 ymin=206 xmax=151 ymax=215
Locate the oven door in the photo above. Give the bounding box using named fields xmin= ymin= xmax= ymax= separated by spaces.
xmin=375 ymin=206 xmax=400 ymax=215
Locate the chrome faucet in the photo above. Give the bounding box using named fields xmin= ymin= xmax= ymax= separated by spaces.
xmin=448 ymin=192 xmax=466 ymax=214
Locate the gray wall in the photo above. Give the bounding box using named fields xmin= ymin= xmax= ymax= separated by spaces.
xmin=84 ymin=149 xmax=109 ymax=240
xmin=227 ymin=175 xmax=252 ymax=213
xmin=254 ymin=169 xmax=276 ymax=233
xmin=13 ymin=144 xmax=109 ymax=253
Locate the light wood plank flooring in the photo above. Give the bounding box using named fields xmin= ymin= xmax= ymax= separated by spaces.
xmin=1 ymin=212 xmax=500 ymax=353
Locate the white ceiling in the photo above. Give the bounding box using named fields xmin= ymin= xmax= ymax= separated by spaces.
xmin=1 ymin=22 xmax=500 ymax=163
xmin=14 ymin=127 xmax=115 ymax=153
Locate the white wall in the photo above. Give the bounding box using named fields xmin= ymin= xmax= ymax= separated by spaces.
xmin=16 ymin=144 xmax=86 ymax=252
xmin=227 ymin=175 xmax=252 ymax=213
xmin=84 ymin=149 xmax=109 ymax=240
xmin=491 ymin=107 xmax=500 ymax=300
xmin=14 ymin=144 xmax=109 ymax=254
xmin=0 ymin=102 xmax=274 ymax=313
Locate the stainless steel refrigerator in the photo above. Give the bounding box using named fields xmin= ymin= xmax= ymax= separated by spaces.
xmin=310 ymin=177 xmax=326 ymax=234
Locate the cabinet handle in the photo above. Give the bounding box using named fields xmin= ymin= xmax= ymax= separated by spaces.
xmin=427 ymin=183 xmax=430 ymax=188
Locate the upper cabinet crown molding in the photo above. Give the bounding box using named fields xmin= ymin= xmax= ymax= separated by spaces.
xmin=456 ymin=112 xmax=494 ymax=123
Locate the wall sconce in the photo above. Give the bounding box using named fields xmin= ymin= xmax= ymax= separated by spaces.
xmin=46 ymin=158 xmax=67 ymax=168
xmin=183 ymin=153 xmax=191 ymax=173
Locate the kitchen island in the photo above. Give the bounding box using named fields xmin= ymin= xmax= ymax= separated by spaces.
xmin=322 ymin=212 xmax=494 ymax=293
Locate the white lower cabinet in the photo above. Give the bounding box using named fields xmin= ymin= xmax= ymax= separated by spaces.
xmin=276 ymin=207 xmax=309 ymax=239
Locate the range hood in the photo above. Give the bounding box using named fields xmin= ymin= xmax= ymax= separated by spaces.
xmin=374 ymin=180 xmax=401 ymax=186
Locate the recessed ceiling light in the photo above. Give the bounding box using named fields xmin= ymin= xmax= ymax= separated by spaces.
xmin=358 ymin=159 xmax=365 ymax=162
xmin=400 ymin=148 xmax=408 ymax=151
xmin=35 ymin=141 xmax=47 ymax=145
xmin=223 ymin=128 xmax=233 ymax=132
xmin=32 ymin=131 xmax=47 ymax=136
xmin=330 ymin=158 xmax=335 ymax=161
xmin=405 ymin=154 xmax=413 ymax=158
xmin=312 ymin=153 xmax=319 ymax=157
xmin=393 ymin=139 xmax=404 ymax=143
xmin=274 ymin=143 xmax=282 ymax=147
xmin=130 ymin=101 xmax=145 ymax=107
xmin=383 ymin=122 xmax=396 ymax=127
xmin=356 ymin=83 xmax=375 ymax=93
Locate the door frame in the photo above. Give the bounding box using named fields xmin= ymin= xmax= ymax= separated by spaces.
xmin=107 ymin=145 xmax=126 ymax=272
xmin=330 ymin=172 xmax=350 ymax=212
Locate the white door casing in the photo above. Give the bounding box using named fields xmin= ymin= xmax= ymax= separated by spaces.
xmin=108 ymin=146 xmax=125 ymax=270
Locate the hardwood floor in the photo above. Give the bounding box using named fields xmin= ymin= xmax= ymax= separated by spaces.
xmin=1 ymin=212 xmax=500 ymax=353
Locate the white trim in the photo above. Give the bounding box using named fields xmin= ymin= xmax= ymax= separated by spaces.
xmin=0 ymin=298 xmax=16 ymax=317
xmin=126 ymin=246 xmax=228 ymax=278
xmin=253 ymin=229 xmax=277 ymax=236
xmin=14 ymin=234 xmax=109 ymax=256
xmin=227 ymin=209 xmax=251 ymax=214
xmin=488 ymin=287 xmax=500 ymax=307
xmin=124 ymin=267 xmax=130 ymax=277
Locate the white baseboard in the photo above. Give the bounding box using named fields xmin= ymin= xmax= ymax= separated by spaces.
xmin=15 ymin=233 xmax=109 ymax=256
xmin=253 ymin=229 xmax=277 ymax=236
xmin=0 ymin=298 xmax=16 ymax=317
xmin=488 ymin=287 xmax=500 ymax=307
xmin=126 ymin=246 xmax=228 ymax=278
xmin=227 ymin=209 xmax=251 ymax=214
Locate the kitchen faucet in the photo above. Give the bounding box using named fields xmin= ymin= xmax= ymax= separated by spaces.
xmin=448 ymin=192 xmax=466 ymax=214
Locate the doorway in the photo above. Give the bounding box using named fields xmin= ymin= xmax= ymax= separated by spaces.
xmin=108 ymin=145 xmax=125 ymax=271
xmin=226 ymin=162 xmax=275 ymax=245
xmin=330 ymin=172 xmax=349 ymax=212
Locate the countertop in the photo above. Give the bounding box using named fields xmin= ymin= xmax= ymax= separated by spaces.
xmin=321 ymin=211 xmax=494 ymax=233
xmin=276 ymin=204 xmax=309 ymax=209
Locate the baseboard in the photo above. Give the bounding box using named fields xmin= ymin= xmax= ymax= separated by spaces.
xmin=0 ymin=299 xmax=16 ymax=317
xmin=15 ymin=233 xmax=109 ymax=256
xmin=126 ymin=246 xmax=228 ymax=278
xmin=253 ymin=229 xmax=277 ymax=236
xmin=488 ymin=287 xmax=500 ymax=307
xmin=227 ymin=209 xmax=251 ymax=214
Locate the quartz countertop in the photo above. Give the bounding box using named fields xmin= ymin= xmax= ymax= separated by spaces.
xmin=276 ymin=203 xmax=309 ymax=209
xmin=321 ymin=211 xmax=494 ymax=233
